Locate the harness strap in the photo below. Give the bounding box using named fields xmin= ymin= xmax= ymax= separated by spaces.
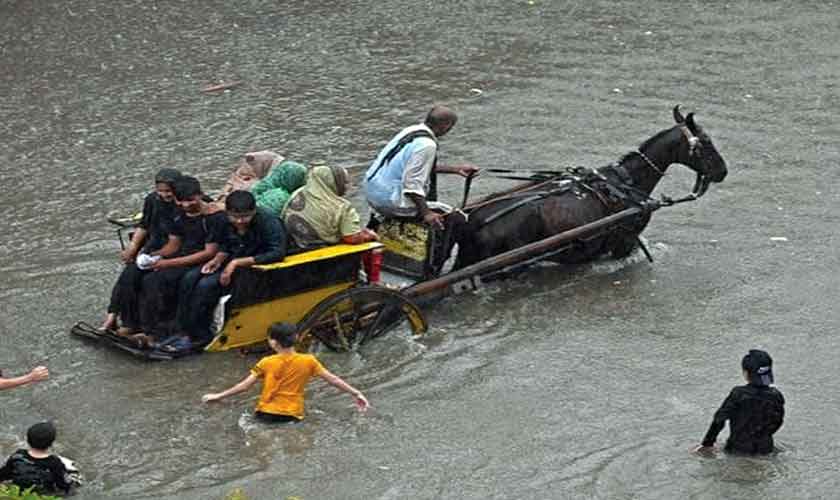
xmin=366 ymin=129 xmax=437 ymax=182
xmin=471 ymin=182 xmax=574 ymax=229
xmin=481 ymin=195 xmax=548 ymax=225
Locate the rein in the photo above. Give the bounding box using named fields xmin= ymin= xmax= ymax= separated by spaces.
xmin=636 ymin=150 xmax=665 ymax=176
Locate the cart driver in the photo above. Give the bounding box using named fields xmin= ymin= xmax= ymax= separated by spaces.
xmin=364 ymin=105 xmax=479 ymax=228
xmin=364 ymin=106 xmax=479 ymax=272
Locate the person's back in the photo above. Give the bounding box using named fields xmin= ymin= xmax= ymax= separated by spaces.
xmin=0 ymin=422 xmax=71 ymax=495
xmin=718 ymin=384 xmax=785 ymax=454
xmin=202 ymin=322 xmax=369 ymax=423
xmin=284 ymin=165 xmax=375 ymax=248
xmin=252 ymin=351 xmax=325 ymax=420
xmin=364 ymin=123 xmax=438 ymax=218
xmin=697 ymin=349 xmax=785 ymax=455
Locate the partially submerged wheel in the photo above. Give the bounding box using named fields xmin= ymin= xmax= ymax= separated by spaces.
xmin=295 ymin=286 xmax=427 ymax=352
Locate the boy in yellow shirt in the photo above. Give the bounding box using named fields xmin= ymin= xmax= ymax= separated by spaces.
xmin=202 ymin=323 xmax=369 ymax=422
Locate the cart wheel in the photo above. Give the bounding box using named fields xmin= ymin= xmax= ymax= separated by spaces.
xmin=295 ymin=286 xmax=427 ymax=352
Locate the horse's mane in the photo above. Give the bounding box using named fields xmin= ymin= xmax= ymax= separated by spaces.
xmin=639 ymin=125 xmax=679 ymax=151
xmin=615 ymin=125 xmax=678 ymax=165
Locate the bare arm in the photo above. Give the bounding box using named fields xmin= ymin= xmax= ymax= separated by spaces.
xmin=153 ymin=235 xmax=181 ymax=258
xmin=202 ymin=251 xmax=229 ymax=274
xmin=341 ymin=229 xmax=378 ymax=245
xmin=155 ymin=242 xmax=219 ymax=270
xmin=121 ymin=228 xmax=148 ymax=262
xmin=0 ymin=366 xmax=49 ymax=391
xmin=435 ymin=163 xmax=480 ymax=177
xmin=406 ymin=193 xmax=443 ymax=228
xmin=219 ymin=256 xmax=255 ymax=286
xmin=319 ymin=369 xmax=369 ymax=411
xmin=202 ymin=373 xmax=258 ymax=403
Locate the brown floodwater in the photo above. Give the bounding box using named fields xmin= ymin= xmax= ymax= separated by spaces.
xmin=2 ymin=1 xmax=839 ymax=498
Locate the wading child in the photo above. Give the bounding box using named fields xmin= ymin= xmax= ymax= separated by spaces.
xmin=694 ymin=349 xmax=785 ymax=454
xmin=0 ymin=422 xmax=73 ymax=495
xmin=202 ymin=322 xmax=369 ymax=423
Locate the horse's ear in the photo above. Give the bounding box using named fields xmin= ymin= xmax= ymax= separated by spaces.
xmin=686 ymin=113 xmax=700 ymax=134
xmin=673 ymin=105 xmax=685 ymax=124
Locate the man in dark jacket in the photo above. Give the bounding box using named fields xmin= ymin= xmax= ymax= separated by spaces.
xmin=172 ymin=190 xmax=287 ymax=348
xmin=695 ymin=349 xmax=785 ymax=455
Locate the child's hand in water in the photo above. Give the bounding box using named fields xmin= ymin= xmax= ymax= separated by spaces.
xmin=353 ymin=392 xmax=370 ymax=413
xmin=202 ymin=393 xmax=222 ymax=403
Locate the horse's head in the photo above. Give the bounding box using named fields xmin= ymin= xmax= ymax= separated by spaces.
xmin=672 ymin=106 xmax=728 ymax=195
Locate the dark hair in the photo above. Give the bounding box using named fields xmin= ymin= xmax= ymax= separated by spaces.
xmin=742 ymin=349 xmax=774 ymax=386
xmin=268 ymin=322 xmax=298 ymax=348
xmin=27 ymin=422 xmax=56 ymax=450
xmin=173 ymin=176 xmax=202 ymax=201
xmin=226 ymin=190 xmax=257 ymax=212
xmin=154 ymin=168 xmax=182 ymax=187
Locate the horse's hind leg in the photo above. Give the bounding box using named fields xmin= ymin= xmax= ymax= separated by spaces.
xmin=609 ymin=235 xmax=639 ymax=259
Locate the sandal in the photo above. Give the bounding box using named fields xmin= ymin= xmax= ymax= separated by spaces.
xmin=156 ymin=336 xmax=193 ymax=355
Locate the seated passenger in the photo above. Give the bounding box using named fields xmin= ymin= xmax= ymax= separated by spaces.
xmin=171 ymin=190 xmax=287 ymax=349
xmin=135 ymin=176 xmax=227 ymax=340
xmin=213 ymin=150 xmax=284 ymax=208
xmin=251 ymin=160 xmax=308 ymax=217
xmin=283 ymin=165 xmax=377 ymax=249
xmin=102 ymin=168 xmax=181 ymax=333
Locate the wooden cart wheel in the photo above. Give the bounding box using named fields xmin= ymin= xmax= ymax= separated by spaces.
xmin=295 ymin=286 xmax=427 ymax=352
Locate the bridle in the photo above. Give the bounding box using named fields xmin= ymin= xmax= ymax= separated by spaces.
xmin=636 ymin=124 xmax=711 ymax=200
xmin=679 ymin=125 xmax=712 ymax=198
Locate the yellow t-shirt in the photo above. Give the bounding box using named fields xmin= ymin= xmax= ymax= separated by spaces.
xmin=250 ymin=352 xmax=326 ymax=419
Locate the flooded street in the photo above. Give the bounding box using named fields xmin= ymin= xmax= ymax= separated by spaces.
xmin=2 ymin=0 xmax=839 ymax=498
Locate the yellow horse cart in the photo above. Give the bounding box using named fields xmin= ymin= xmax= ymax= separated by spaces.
xmin=204 ymin=241 xmax=427 ymax=353
xmin=72 ymin=216 xmax=427 ymax=359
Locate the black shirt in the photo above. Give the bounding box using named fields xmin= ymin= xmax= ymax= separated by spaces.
xmin=138 ymin=192 xmax=178 ymax=253
xmin=702 ymin=384 xmax=785 ymax=454
xmin=0 ymin=449 xmax=71 ymax=494
xmin=169 ymin=211 xmax=227 ymax=257
xmin=220 ymin=208 xmax=287 ymax=265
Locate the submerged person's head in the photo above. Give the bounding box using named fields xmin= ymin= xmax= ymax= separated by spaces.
xmin=225 ymin=190 xmax=257 ymax=231
xmin=27 ymin=422 xmax=56 ymax=451
xmin=742 ymin=349 xmax=774 ymax=386
xmin=154 ymin=168 xmax=182 ymax=203
xmin=173 ymin=176 xmax=203 ymax=213
xmin=268 ymin=322 xmax=298 ymax=350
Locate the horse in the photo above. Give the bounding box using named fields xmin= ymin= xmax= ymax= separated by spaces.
xmin=453 ymin=106 xmax=728 ymax=270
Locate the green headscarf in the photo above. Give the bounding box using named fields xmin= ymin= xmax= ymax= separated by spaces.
xmin=251 ymin=160 xmax=308 ymax=197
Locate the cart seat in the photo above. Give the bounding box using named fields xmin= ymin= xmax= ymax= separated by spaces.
xmin=226 ymin=242 xmax=383 ymax=309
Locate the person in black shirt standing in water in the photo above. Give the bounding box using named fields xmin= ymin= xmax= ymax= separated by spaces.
xmin=695 ymin=349 xmax=785 ymax=455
